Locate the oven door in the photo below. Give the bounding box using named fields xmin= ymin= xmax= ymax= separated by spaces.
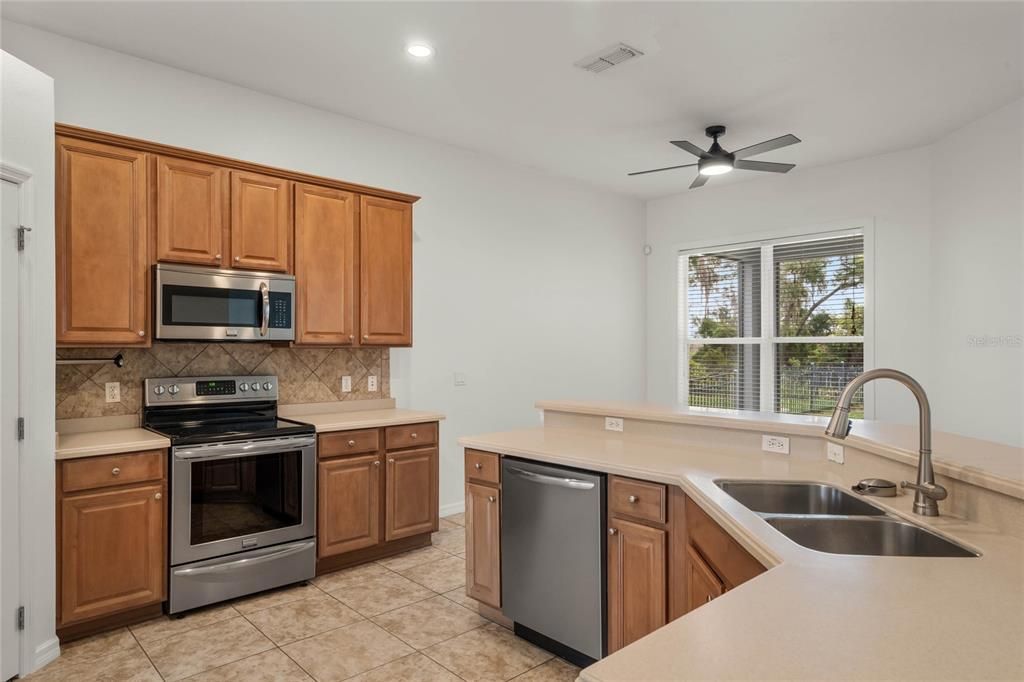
xmin=155 ymin=264 xmax=295 ymax=341
xmin=171 ymin=435 xmax=316 ymax=565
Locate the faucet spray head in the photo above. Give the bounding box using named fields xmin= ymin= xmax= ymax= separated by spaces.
xmin=825 ymin=405 xmax=852 ymax=439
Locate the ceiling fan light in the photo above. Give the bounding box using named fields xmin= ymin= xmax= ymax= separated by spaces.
xmin=699 ymin=161 xmax=732 ymax=176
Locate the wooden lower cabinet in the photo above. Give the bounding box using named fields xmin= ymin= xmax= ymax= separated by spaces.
xmin=686 ymin=545 xmax=724 ymax=610
xmin=608 ymin=516 xmax=667 ymax=653
xmin=465 ymin=482 xmax=501 ymax=608
xmin=385 ymin=447 xmax=439 ymax=541
xmin=58 ymin=456 xmax=167 ymax=629
xmin=318 ymin=454 xmax=381 ymax=557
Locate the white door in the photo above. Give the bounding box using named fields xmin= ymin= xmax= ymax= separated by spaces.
xmin=0 ymin=179 xmax=22 ymax=681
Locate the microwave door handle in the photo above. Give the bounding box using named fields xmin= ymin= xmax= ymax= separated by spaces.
xmin=259 ymin=281 xmax=270 ymax=337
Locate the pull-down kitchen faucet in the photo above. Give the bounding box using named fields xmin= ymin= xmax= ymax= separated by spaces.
xmin=824 ymin=368 xmax=947 ymax=516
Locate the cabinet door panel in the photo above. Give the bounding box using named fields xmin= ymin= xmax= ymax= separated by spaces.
xmin=60 ymin=483 xmax=165 ymax=625
xmin=57 ymin=137 xmax=149 ymax=345
xmin=608 ymin=517 xmax=667 ymax=653
xmin=385 ymin=447 xmax=438 ymax=541
xmin=294 ymin=184 xmax=357 ymax=344
xmin=686 ymin=545 xmax=724 ymax=612
xmin=156 ymin=156 xmax=226 ymax=266
xmin=230 ymin=171 xmax=291 ymax=272
xmin=359 ymin=196 xmax=412 ymax=345
xmin=318 ymin=454 xmax=381 ymax=557
xmin=465 ymin=482 xmax=501 ymax=608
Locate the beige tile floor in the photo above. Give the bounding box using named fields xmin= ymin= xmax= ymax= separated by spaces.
xmin=26 ymin=514 xmax=580 ymax=682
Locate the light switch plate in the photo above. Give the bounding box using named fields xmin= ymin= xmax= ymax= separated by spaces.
xmin=368 ymin=375 xmax=378 ymax=392
xmin=762 ymin=434 xmax=790 ymax=454
xmin=105 ymin=382 xmax=120 ymax=403
xmin=605 ymin=417 xmax=624 ymax=432
xmin=341 ymin=376 xmax=352 ymax=393
xmin=453 ymin=372 xmax=467 ymax=386
xmin=827 ymin=442 xmax=845 ymax=464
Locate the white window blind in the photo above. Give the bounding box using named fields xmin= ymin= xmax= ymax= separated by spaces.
xmin=679 ymin=231 xmax=866 ymax=417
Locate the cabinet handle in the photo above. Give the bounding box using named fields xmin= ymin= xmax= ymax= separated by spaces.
xmin=628 ymin=495 xmax=639 ymax=503
xmin=608 ymin=527 xmax=617 ymax=535
xmin=349 ymin=334 xmax=354 ymax=341
xmin=373 ymin=460 xmax=380 ymax=467
xmin=137 ymin=330 xmax=145 ymax=337
xmin=488 ymin=496 xmax=495 ymax=503
xmin=348 ymin=440 xmax=356 ymax=447
xmin=155 ymin=492 xmax=162 ymax=500
xmin=111 ymin=467 xmax=121 ymax=476
xmin=706 ymin=595 xmax=713 ymax=603
xmin=363 ymin=334 xmax=369 ymax=340
xmin=410 ymin=433 xmax=418 ymax=440
xmin=388 ymin=458 xmax=395 ymax=463
xmin=234 ymin=256 xmax=241 ymax=262
xmin=215 ymin=253 xmax=221 ymax=259
xmin=474 ymin=463 xmax=483 ymax=470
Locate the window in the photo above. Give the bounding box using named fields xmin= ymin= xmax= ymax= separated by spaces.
xmin=679 ymin=231 xmax=867 ymax=417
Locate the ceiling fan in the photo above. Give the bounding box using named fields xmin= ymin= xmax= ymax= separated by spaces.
xmin=629 ymin=125 xmax=801 ymax=189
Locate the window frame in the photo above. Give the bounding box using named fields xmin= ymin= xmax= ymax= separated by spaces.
xmin=676 ymin=222 xmax=875 ymax=418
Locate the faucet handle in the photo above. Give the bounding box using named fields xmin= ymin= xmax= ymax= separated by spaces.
xmin=901 ymin=480 xmax=948 ymax=501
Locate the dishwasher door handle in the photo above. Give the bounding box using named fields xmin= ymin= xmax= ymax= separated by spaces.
xmin=508 ymin=466 xmax=595 ymax=490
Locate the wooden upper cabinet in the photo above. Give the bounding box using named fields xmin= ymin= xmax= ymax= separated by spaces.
xmin=57 ymin=136 xmax=150 ymax=346
xmin=294 ymin=184 xmax=358 ymax=345
xmin=360 ymin=196 xmax=412 ymax=346
xmin=608 ymin=517 xmax=667 ymax=653
xmin=156 ymin=156 xmax=227 ymax=266
xmin=60 ymin=483 xmax=165 ymax=625
xmin=230 ymin=170 xmax=291 ymax=272
xmin=466 ymin=482 xmax=501 ymax=608
xmin=318 ymin=454 xmax=381 ymax=558
xmin=385 ymin=447 xmax=438 ymax=541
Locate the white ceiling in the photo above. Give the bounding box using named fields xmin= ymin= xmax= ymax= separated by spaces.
xmin=3 ymin=2 xmax=1022 ymax=198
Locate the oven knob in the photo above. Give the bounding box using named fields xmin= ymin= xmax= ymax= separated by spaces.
xmin=153 ymin=385 xmax=165 ymax=395
xmin=263 ymin=382 xmax=273 ymax=391
xmin=239 ymin=383 xmax=248 ymax=391
xmin=168 ymin=384 xmax=180 ymax=395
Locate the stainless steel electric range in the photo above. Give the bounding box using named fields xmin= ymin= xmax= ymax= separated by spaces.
xmin=143 ymin=375 xmax=316 ymax=614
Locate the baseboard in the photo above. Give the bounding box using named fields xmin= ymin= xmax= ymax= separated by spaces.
xmin=30 ymin=636 xmax=60 ymax=675
xmin=440 ymin=500 xmax=465 ymax=517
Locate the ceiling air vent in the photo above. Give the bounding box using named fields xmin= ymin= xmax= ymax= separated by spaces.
xmin=575 ymin=43 xmax=644 ymax=74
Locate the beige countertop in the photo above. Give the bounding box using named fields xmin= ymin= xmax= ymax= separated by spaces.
xmin=538 ymin=399 xmax=1024 ymax=500
xmin=56 ymin=428 xmax=171 ymax=460
xmin=458 ymin=426 xmax=1024 ymax=681
xmin=288 ymin=408 xmax=445 ymax=433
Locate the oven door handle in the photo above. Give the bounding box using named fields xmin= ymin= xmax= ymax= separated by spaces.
xmin=174 ymin=435 xmax=316 ymax=461
xmin=259 ymin=281 xmax=270 ymax=337
xmin=173 ymin=540 xmax=314 ymax=577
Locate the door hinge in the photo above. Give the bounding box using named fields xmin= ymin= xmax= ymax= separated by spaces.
xmin=16 ymin=606 xmax=24 ymax=630
xmin=16 ymin=417 xmax=24 ymax=441
xmin=17 ymin=225 xmax=31 ymax=251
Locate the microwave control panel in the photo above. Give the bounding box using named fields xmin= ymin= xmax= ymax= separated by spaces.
xmin=269 ymin=293 xmax=292 ymax=329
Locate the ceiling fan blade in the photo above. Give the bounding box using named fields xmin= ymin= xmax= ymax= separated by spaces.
xmin=627 ymin=163 xmax=697 ymax=177
xmin=734 ymin=159 xmax=795 ymax=173
xmin=732 ymin=134 xmax=801 ymax=160
xmin=689 ymin=174 xmax=709 ymax=189
xmin=670 ymin=140 xmax=709 ymax=158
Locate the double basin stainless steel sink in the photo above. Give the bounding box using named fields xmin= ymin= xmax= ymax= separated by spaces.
xmin=716 ymin=481 xmax=978 ymax=558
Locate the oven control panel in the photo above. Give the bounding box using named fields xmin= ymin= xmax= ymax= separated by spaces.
xmin=145 ymin=375 xmax=278 ymax=405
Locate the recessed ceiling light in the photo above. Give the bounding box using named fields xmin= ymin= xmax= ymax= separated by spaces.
xmin=406 ymin=43 xmax=434 ymax=58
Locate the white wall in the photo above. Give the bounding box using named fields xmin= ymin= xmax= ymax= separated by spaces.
xmin=645 ymin=99 xmax=1023 ymax=447
xmin=0 ymin=50 xmax=58 ymax=674
xmin=1 ymin=21 xmax=646 ymax=511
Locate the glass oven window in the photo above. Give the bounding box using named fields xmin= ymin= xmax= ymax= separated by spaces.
xmin=189 ymin=451 xmax=302 ymax=545
xmin=164 ymin=285 xmax=261 ymax=327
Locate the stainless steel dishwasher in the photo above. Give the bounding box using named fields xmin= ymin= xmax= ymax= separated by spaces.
xmin=501 ymin=457 xmax=606 ymax=665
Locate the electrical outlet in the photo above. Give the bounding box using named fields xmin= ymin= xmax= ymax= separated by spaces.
xmin=104 ymin=382 xmax=120 ymax=403
xmin=341 ymin=376 xmax=352 ymax=393
xmin=605 ymin=417 xmax=624 ymax=432
xmin=827 ymin=442 xmax=845 ymax=464
xmin=762 ymin=434 xmax=790 ymax=454
xmin=368 ymin=375 xmax=378 ymax=392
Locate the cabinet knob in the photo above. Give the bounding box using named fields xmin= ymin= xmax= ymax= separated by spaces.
xmin=349 ymin=334 xmax=354 ymax=341
xmin=111 ymin=467 xmax=121 ymax=476
xmin=388 ymin=458 xmax=395 ymax=463
xmin=628 ymin=495 xmax=639 ymax=504
xmin=363 ymin=334 xmax=369 ymax=340
xmin=706 ymin=595 xmax=713 ymax=603
xmin=608 ymin=527 xmax=617 ymax=535
xmin=155 ymin=492 xmax=162 ymax=500
xmin=215 ymin=253 xmax=221 ymax=259
xmin=373 ymin=460 xmax=380 ymax=466
xmin=488 ymin=495 xmax=496 ymax=503
xmin=137 ymin=330 xmax=145 ymax=337
xmin=410 ymin=432 xmax=418 ymax=439
xmin=474 ymin=463 xmax=483 ymax=470
xmin=347 ymin=440 xmax=356 ymax=447
xmin=234 ymin=256 xmax=241 ymax=262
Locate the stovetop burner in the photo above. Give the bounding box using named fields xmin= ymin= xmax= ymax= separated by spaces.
xmin=142 ymin=375 xmax=314 ymax=446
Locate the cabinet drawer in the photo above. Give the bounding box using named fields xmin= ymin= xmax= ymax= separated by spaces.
xmin=62 ymin=451 xmax=165 ymax=493
xmin=685 ymin=496 xmax=765 ymax=589
xmin=319 ymin=429 xmax=380 ymax=458
xmin=610 ymin=476 xmax=667 ymax=525
xmin=385 ymin=422 xmax=437 ymax=450
xmin=465 ymin=449 xmax=500 ymax=485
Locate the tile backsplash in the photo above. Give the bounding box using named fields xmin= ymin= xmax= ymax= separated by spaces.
xmin=56 ymin=343 xmax=390 ymax=419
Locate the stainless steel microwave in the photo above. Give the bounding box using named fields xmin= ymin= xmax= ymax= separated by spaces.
xmin=155 ymin=264 xmax=295 ymax=341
